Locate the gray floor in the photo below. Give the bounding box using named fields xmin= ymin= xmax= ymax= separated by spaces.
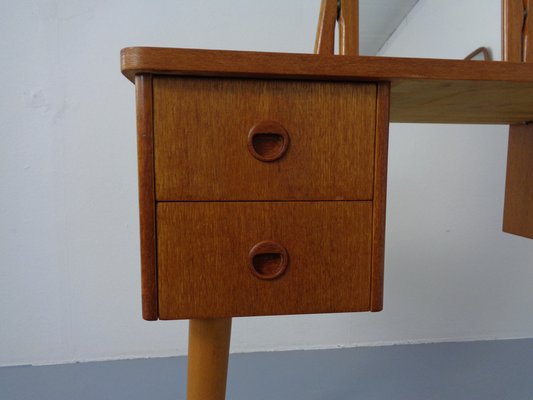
xmin=1 ymin=339 xmax=533 ymax=400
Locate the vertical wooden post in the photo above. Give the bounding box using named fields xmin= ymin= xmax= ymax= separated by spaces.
xmin=187 ymin=318 xmax=232 ymax=400
xmin=502 ymin=0 xmax=533 ymax=239
xmin=135 ymin=74 xmax=158 ymax=321
xmin=502 ymin=0 xmax=524 ymax=61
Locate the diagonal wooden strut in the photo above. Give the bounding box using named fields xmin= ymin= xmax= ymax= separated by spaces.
xmin=314 ymin=0 xmax=359 ymax=55
xmin=314 ymin=0 xmax=338 ymax=54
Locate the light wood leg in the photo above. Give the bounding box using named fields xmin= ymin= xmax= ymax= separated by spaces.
xmin=187 ymin=318 xmax=232 ymax=400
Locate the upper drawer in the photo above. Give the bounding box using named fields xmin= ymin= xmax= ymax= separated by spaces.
xmin=153 ymin=77 xmax=377 ymax=201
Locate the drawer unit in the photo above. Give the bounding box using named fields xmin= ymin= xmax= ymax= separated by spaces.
xmin=157 ymin=201 xmax=373 ymax=319
xmin=153 ymin=77 xmax=377 ymax=201
xmin=134 ymin=74 xmax=389 ymax=320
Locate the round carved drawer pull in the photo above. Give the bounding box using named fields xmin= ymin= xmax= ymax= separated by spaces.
xmin=247 ymin=121 xmax=290 ymax=162
xmin=248 ymin=240 xmax=289 ymax=280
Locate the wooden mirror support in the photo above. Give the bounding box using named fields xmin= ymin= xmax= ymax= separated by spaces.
xmin=502 ymin=0 xmax=533 ymax=239
xmin=123 ymin=1 xmax=533 ymax=399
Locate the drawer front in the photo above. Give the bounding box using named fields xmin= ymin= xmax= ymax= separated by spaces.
xmin=157 ymin=201 xmax=372 ymax=319
xmin=154 ymin=77 xmax=377 ymax=201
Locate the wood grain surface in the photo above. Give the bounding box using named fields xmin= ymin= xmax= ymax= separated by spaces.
xmin=339 ymin=0 xmax=359 ymax=56
xmin=121 ymin=47 xmax=533 ymax=84
xmin=370 ymin=83 xmax=390 ymax=312
xmin=502 ymin=0 xmax=533 ymax=240
xmin=153 ymin=77 xmax=376 ymax=201
xmin=524 ymin=0 xmax=533 ymax=62
xmin=389 ymin=79 xmax=533 ymax=124
xmin=503 ymin=0 xmax=533 ymax=62
xmin=502 ymin=0 xmax=524 ymax=62
xmin=314 ymin=0 xmax=337 ymax=55
xmin=122 ymin=47 xmax=533 ymax=124
xmin=187 ymin=318 xmax=232 ymax=400
xmin=503 ymin=124 xmax=533 ymax=239
xmin=157 ymin=201 xmax=373 ymax=319
xmin=134 ymin=74 xmax=158 ymax=320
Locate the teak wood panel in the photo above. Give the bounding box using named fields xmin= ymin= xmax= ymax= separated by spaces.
xmin=153 ymin=77 xmax=376 ymax=201
xmin=157 ymin=201 xmax=373 ymax=319
xmin=390 ymin=80 xmax=533 ymax=124
xmin=502 ymin=0 xmax=533 ymax=240
xmin=370 ymin=83 xmax=390 ymax=311
xmin=135 ymin=74 xmax=158 ymax=320
xmin=503 ymin=124 xmax=533 ymax=239
xmin=122 ymin=47 xmax=533 ymax=124
xmin=122 ymin=47 xmax=533 ymax=84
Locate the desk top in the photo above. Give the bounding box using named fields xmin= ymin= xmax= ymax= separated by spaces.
xmin=122 ymin=47 xmax=533 ymax=125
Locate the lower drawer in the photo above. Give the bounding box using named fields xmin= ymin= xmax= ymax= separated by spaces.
xmin=157 ymin=201 xmax=373 ymax=319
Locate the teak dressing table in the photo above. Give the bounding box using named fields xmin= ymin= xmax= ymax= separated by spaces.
xmin=121 ymin=1 xmax=533 ymax=398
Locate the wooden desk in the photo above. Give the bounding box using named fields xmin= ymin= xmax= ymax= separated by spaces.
xmin=122 ymin=47 xmax=533 ymax=397
xmin=121 ymin=1 xmax=533 ymax=398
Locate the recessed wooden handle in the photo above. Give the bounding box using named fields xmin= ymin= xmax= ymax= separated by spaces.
xmin=248 ymin=240 xmax=289 ymax=280
xmin=247 ymin=121 xmax=290 ymax=162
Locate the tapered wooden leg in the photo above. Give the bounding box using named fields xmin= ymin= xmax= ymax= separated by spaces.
xmin=187 ymin=318 xmax=232 ymax=400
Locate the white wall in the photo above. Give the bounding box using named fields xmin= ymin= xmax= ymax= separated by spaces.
xmin=1 ymin=0 xmax=532 ymax=367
